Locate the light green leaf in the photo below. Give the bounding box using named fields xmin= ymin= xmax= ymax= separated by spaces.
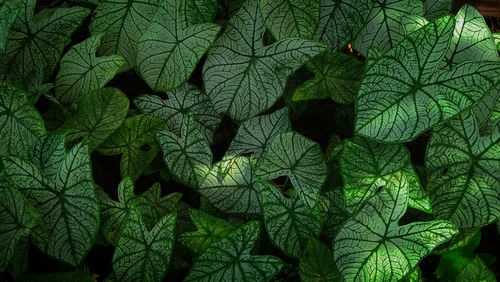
xmin=180 ymin=0 xmax=219 ymax=26
xmin=314 ymin=0 xmax=374 ymax=52
xmin=333 ymin=173 xmax=458 ymax=282
xmin=255 ymin=131 xmax=327 ymax=209
xmin=0 ymin=0 xmax=20 ymax=53
xmin=136 ymin=0 xmax=220 ymax=92
xmin=203 ymin=0 xmax=326 ymax=122
xmin=259 ymin=181 xmax=322 ymax=258
xmin=423 ymin=0 xmax=452 ymax=21
xmin=226 ymin=107 xmax=291 ymax=161
xmin=136 ymin=183 xmax=181 ymax=229
xmin=0 ymin=186 xmax=42 ymax=271
xmin=480 ymin=96 xmax=500 ymax=136
xmin=179 ymin=208 xmax=234 ymax=254
xmin=156 ymin=113 xmax=212 ymax=188
xmin=292 ymin=52 xmax=364 ymax=104
xmin=199 ymin=156 xmax=261 ymax=214
xmin=340 ymin=136 xmax=431 ymax=213
xmin=258 ymin=0 xmax=320 ymax=40
xmin=184 ymin=221 xmax=285 ymax=281
xmin=2 ymin=142 xmax=99 ymax=266
xmin=90 ymin=0 xmax=160 ymax=71
xmin=355 ymin=15 xmax=500 ymax=142
xmin=353 ymin=0 xmax=423 ymax=55
xmin=61 ymin=88 xmax=129 ymax=152
xmin=0 ymin=82 xmax=45 ymax=157
xmin=425 ymin=111 xmax=500 ymax=228
xmin=401 ymin=267 xmax=423 ymax=282
xmin=299 ymin=238 xmax=341 ymax=282
xmin=98 ymin=114 xmax=165 ymax=181
xmin=55 ymin=33 xmax=125 ymax=104
xmin=134 ymin=83 xmax=221 ymax=143
xmin=112 ymin=206 xmax=176 ymax=282
xmin=0 ymin=0 xmax=90 ymax=82
xmin=494 ymin=33 xmax=500 ymax=50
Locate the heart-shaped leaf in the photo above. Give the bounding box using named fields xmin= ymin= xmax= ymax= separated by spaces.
xmin=0 ymin=0 xmax=20 ymax=53
xmin=424 ymin=0 xmax=452 ymax=21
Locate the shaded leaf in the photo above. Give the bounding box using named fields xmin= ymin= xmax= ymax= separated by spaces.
xmin=299 ymin=238 xmax=341 ymax=282
xmin=0 ymin=0 xmax=20 ymax=53
xmin=423 ymin=0 xmax=452 ymax=21
xmin=136 ymin=183 xmax=182 ymax=229
xmin=180 ymin=0 xmax=219 ymax=26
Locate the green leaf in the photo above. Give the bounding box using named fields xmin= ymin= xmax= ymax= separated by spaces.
xmin=480 ymin=96 xmax=500 ymax=136
xmin=425 ymin=111 xmax=500 ymax=228
xmin=2 ymin=141 xmax=99 ymax=266
xmin=333 ymin=173 xmax=458 ymax=282
xmin=199 ymin=156 xmax=261 ymax=214
xmin=180 ymin=0 xmax=219 ymax=26
xmin=258 ymin=0 xmax=320 ymax=40
xmin=156 ymin=113 xmax=212 ymax=188
xmin=0 ymin=0 xmax=90 ymax=82
xmin=314 ymin=0 xmax=374 ymax=52
xmin=355 ymin=15 xmax=500 ymax=142
xmin=98 ymin=114 xmax=165 ymax=181
xmin=226 ymin=107 xmax=291 ymax=160
xmin=423 ymin=0 xmax=452 ymax=21
xmin=258 ymin=181 xmax=322 ymax=258
xmin=353 ymin=0 xmax=423 ymax=55
xmin=136 ymin=183 xmax=181 ymax=229
xmin=340 ymin=136 xmax=431 ymax=213
xmin=322 ymin=188 xmax=350 ymax=240
xmin=184 ymin=221 xmax=285 ymax=281
xmin=90 ymin=0 xmax=160 ymax=71
xmin=136 ymin=0 xmax=220 ymax=92
xmin=255 ymin=131 xmax=327 ymax=209
xmin=456 ymin=257 xmax=496 ymax=282
xmin=292 ymin=52 xmax=364 ymax=104
xmin=0 ymin=82 xmax=45 ymax=157
xmin=134 ymin=83 xmax=221 ymax=143
xmin=0 ymin=186 xmax=43 ymax=271
xmin=55 ymin=33 xmax=125 ymax=104
xmin=203 ymin=0 xmax=326 ymax=122
xmin=0 ymin=0 xmax=20 ymax=53
xmin=494 ymin=33 xmax=500 ymax=51
xmin=179 ymin=208 xmax=234 ymax=254
xmin=401 ymin=267 xmax=423 ymax=282
xmin=61 ymin=88 xmax=129 ymax=152
xmin=299 ymin=238 xmax=341 ymax=282
xmin=112 ymin=206 xmax=177 ymax=282
xmin=28 ymin=133 xmax=67 ymax=179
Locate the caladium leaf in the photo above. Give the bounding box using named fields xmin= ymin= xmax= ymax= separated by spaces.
xmin=28 ymin=133 xmax=67 ymax=179
xmin=98 ymin=114 xmax=165 ymax=181
xmin=299 ymin=238 xmax=341 ymax=282
xmin=355 ymin=15 xmax=500 ymax=142
xmin=184 ymin=221 xmax=285 ymax=281
xmin=157 ymin=113 xmax=212 ymax=188
xmin=61 ymin=88 xmax=129 ymax=152
xmin=225 ymin=107 xmax=291 ymax=161
xmin=255 ymin=131 xmax=327 ymax=209
xmin=180 ymin=0 xmax=218 ymax=26
xmin=0 ymin=0 xmax=20 ymax=53
xmin=494 ymin=33 xmax=500 ymax=50
xmin=136 ymin=183 xmax=181 ymax=229
xmin=0 ymin=0 xmax=90 ymax=82
xmin=425 ymin=111 xmax=500 ymax=228
xmin=480 ymin=96 xmax=500 ymax=136
xmin=423 ymin=0 xmax=452 ymax=21
xmin=90 ymin=0 xmax=160 ymax=71
xmin=55 ymin=33 xmax=125 ymax=104
xmin=258 ymin=0 xmax=320 ymax=40
xmin=314 ymin=0 xmax=374 ymax=52
xmin=292 ymin=52 xmax=364 ymax=104
xmin=333 ymin=173 xmax=458 ymax=282
xmin=0 ymin=82 xmax=45 ymax=157
xmin=2 ymin=141 xmax=99 ymax=266
xmin=179 ymin=208 xmax=234 ymax=254
xmin=203 ymin=0 xmax=326 ymax=122
xmin=353 ymin=0 xmax=423 ymax=55
xmin=340 ymin=136 xmax=431 ymax=213
xmin=112 ymin=206 xmax=177 ymax=282
xmin=322 ymin=188 xmax=350 ymax=240
xmin=136 ymin=0 xmax=220 ymax=92
xmin=134 ymin=83 xmax=221 ymax=143
xmin=199 ymin=156 xmax=261 ymax=214
xmin=258 ymin=181 xmax=322 ymax=258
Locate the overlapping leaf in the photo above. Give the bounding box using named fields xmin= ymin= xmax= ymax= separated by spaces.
xmin=180 ymin=0 xmax=219 ymax=26
xmin=425 ymin=111 xmax=500 ymax=228
xmin=255 ymin=131 xmax=327 ymax=208
xmin=259 ymin=181 xmax=321 ymax=258
xmin=90 ymin=0 xmax=160 ymax=71
xmin=314 ymin=0 xmax=374 ymax=52
xmin=136 ymin=183 xmax=181 ymax=229
xmin=184 ymin=221 xmax=284 ymax=281
xmin=423 ymin=0 xmax=452 ymax=21
xmin=28 ymin=134 xmax=67 ymax=179
xmin=55 ymin=33 xmax=125 ymax=104
xmin=134 ymin=83 xmax=221 ymax=143
xmin=112 ymin=206 xmax=176 ymax=282
xmin=299 ymin=238 xmax=341 ymax=282
xmin=355 ymin=15 xmax=500 ymax=142
xmin=203 ymin=0 xmax=326 ymax=122
xmin=258 ymin=0 xmax=320 ymax=40
xmin=98 ymin=114 xmax=165 ymax=181
xmin=333 ymin=173 xmax=457 ymax=282
xmin=0 ymin=82 xmax=44 ymax=157
xmin=137 ymin=0 xmax=220 ymax=92
xmin=0 ymin=0 xmax=20 ymax=53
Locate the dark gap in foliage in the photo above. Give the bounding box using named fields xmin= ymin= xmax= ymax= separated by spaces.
xmin=91 ymin=152 xmax=122 ymax=200
xmin=85 ymin=243 xmax=114 ymax=279
xmin=107 ymin=71 xmax=153 ymax=104
xmin=188 ymin=55 xmax=206 ymax=90
xmin=211 ymin=116 xmax=238 ymax=163
xmin=475 ymin=223 xmax=500 ymax=276
xmin=269 ymin=176 xmax=292 ymax=198
xmin=28 ymin=245 xmax=74 ymax=274
xmin=405 ymin=131 xmax=431 ymax=167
